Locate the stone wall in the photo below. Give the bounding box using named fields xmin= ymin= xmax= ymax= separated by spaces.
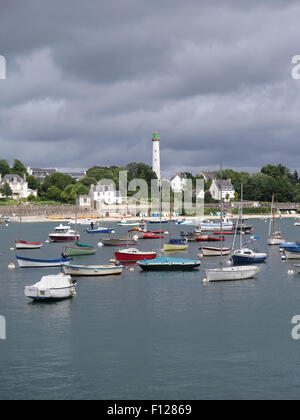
xmin=0 ymin=205 xmax=99 ymax=217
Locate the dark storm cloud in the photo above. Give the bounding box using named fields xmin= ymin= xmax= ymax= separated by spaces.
xmin=0 ymin=0 xmax=300 ymax=174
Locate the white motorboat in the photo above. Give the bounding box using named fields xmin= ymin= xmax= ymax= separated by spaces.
xmin=49 ymin=225 xmax=80 ymax=243
xmin=62 ymin=263 xmax=123 ymax=276
xmin=205 ymin=266 xmax=260 ymax=282
xmin=24 ymin=273 xmax=77 ymax=301
xmin=200 ymin=217 xmax=234 ymax=231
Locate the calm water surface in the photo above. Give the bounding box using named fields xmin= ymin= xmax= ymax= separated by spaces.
xmin=1 ymin=219 xmax=300 ymax=400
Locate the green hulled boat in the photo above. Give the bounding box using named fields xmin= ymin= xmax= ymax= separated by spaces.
xmin=63 ymin=241 xmax=97 ymax=257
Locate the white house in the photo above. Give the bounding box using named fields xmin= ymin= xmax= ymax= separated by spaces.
xmin=210 ymin=179 xmax=235 ymax=202
xmin=89 ymin=182 xmax=125 ymax=208
xmin=0 ymin=174 xmax=38 ymax=199
xmin=170 ymin=173 xmax=188 ymax=193
xmin=78 ymin=195 xmax=92 ymax=208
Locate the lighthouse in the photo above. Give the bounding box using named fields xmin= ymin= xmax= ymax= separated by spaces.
xmin=152 ymin=131 xmax=161 ymax=181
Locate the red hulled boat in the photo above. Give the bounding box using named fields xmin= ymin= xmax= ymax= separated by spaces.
xmin=115 ymin=248 xmax=157 ymax=262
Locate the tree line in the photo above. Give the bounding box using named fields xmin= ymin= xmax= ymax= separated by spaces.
xmin=0 ymin=160 xmax=157 ymax=204
xmin=0 ymin=159 xmax=299 ymax=204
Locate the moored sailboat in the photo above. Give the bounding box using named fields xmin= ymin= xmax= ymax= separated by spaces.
xmin=268 ymin=194 xmax=286 ymax=245
xmin=63 ymin=198 xmax=96 ymax=257
xmin=204 ymin=175 xmax=260 ymax=282
xmin=15 ymin=204 xmax=43 ymax=249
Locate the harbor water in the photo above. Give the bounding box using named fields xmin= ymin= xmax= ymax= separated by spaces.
xmin=1 ymin=219 xmax=300 ymax=400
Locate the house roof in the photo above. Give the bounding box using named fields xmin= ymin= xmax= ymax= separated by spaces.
xmin=171 ymin=173 xmax=188 ymax=181
xmin=2 ymin=174 xmax=24 ymax=183
xmin=202 ymin=171 xmax=218 ymax=180
xmin=214 ymin=179 xmax=235 ymax=191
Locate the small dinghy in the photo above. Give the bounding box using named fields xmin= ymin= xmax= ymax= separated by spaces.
xmin=138 ymin=256 xmax=201 ymax=271
xmin=62 ymin=263 xmax=123 ymax=276
xmin=86 ymin=227 xmax=115 ymax=234
xmin=163 ymin=238 xmax=188 ymax=252
xmin=15 ymin=240 xmax=43 ymax=250
xmin=200 ymin=246 xmax=231 ymax=257
xmin=25 ymin=273 xmax=76 ymax=301
xmin=16 ymin=255 xmax=70 ymax=268
xmin=100 ymin=237 xmax=138 ymax=246
xmin=63 ymin=241 xmax=96 ymax=257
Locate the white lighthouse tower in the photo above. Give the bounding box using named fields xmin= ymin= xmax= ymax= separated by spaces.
xmin=152 ymin=131 xmax=161 ymax=181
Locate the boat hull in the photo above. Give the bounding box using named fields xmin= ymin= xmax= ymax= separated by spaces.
xmin=200 ymin=247 xmax=231 ymax=257
xmin=268 ymin=237 xmax=286 ymax=245
xmin=62 ymin=264 xmax=123 ymax=276
xmin=205 ymin=266 xmax=260 ymax=282
xmin=64 ymin=246 xmax=96 ymax=257
xmin=284 ymin=250 xmax=300 ymax=259
xmin=49 ymin=235 xmax=79 ymax=243
xmin=15 ymin=241 xmax=43 ymax=250
xmin=16 ymin=256 xmax=70 ymax=268
xmin=25 ymin=284 xmax=76 ymax=300
xmin=86 ymin=229 xmax=114 ymax=234
xmin=101 ymin=238 xmax=138 ymax=246
xmin=231 ymin=255 xmax=267 ymax=264
xmin=163 ymin=244 xmax=188 ymax=251
xmin=138 ymin=258 xmax=201 ymax=271
xmin=115 ymin=251 xmax=157 ymax=262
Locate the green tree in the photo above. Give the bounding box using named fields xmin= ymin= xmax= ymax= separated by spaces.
xmin=0 ymin=160 xmax=10 ymax=177
xmin=79 ymin=176 xmax=97 ymax=187
xmin=11 ymin=159 xmax=27 ymax=176
xmin=46 ymin=186 xmax=63 ymax=201
xmin=42 ymin=172 xmax=75 ymax=193
xmin=27 ymin=175 xmax=41 ymax=191
xmin=0 ymin=182 xmax=13 ymax=198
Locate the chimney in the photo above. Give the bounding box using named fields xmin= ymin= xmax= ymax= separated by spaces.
xmin=23 ymin=174 xmax=26 ymax=182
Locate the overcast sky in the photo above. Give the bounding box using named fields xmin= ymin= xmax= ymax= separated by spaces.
xmin=1 ymin=0 xmax=300 ymax=177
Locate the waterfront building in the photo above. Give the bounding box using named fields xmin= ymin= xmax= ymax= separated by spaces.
xmin=0 ymin=174 xmax=38 ymax=199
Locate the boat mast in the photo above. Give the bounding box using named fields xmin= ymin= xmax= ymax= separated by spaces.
xmin=169 ymin=200 xmax=173 ymax=243
xmin=272 ymin=193 xmax=275 ymax=236
xmin=240 ymin=184 xmax=244 ymax=249
xmin=220 ymin=164 xmax=223 ymax=270
xmin=75 ymin=194 xmax=78 ymax=243
xmin=159 ymin=179 xmax=163 ymax=256
xmin=268 ymin=193 xmax=274 ymax=238
xmin=18 ymin=200 xmax=22 ymax=240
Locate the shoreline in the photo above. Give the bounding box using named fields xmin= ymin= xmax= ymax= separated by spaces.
xmin=4 ymin=214 xmax=300 ymax=223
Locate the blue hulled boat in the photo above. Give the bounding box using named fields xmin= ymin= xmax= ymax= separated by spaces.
xmin=231 ymin=248 xmax=267 ymax=265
